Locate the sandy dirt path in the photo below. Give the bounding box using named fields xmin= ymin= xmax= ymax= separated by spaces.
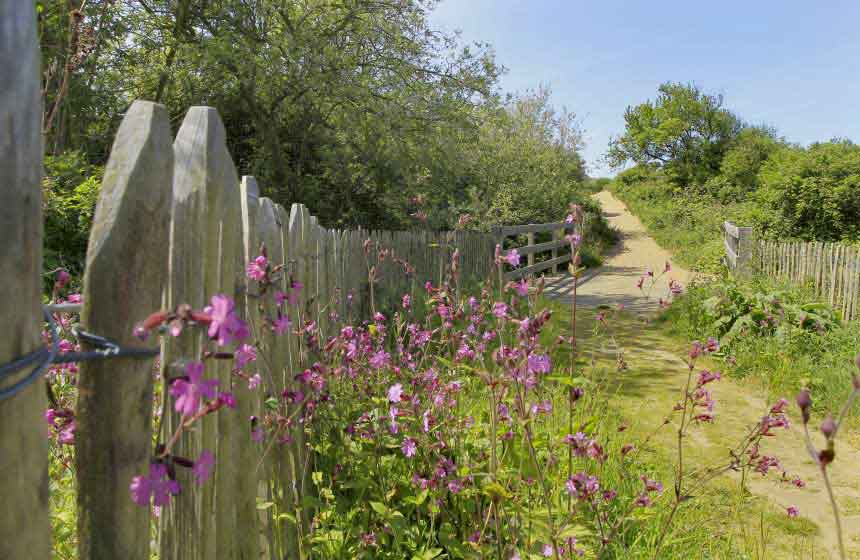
xmin=544 ymin=190 xmax=693 ymax=313
xmin=546 ymin=191 xmax=860 ymax=559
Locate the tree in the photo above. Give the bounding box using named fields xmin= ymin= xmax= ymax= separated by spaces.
xmin=457 ymin=87 xmax=587 ymax=229
xmin=702 ymin=126 xmax=783 ymax=202
xmin=607 ymin=82 xmax=742 ymax=187
xmin=754 ymin=140 xmax=860 ymax=241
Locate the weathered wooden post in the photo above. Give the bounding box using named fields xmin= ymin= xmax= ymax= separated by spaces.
xmin=737 ymin=225 xmax=754 ymax=276
xmin=0 ymin=3 xmax=50 ymax=558
xmin=723 ymin=221 xmax=754 ymax=277
xmin=76 ymin=101 xmax=173 ymax=559
xmin=526 ymin=231 xmax=535 ymax=275
xmin=160 ymin=106 xmax=246 ymax=560
xmin=237 ymin=176 xmax=262 ymax=559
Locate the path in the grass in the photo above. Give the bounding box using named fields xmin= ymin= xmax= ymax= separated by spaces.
xmin=546 ymin=191 xmax=860 ymax=559
xmin=544 ymin=190 xmax=693 ymax=313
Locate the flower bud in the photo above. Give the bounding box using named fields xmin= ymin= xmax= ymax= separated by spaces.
xmin=820 ymin=415 xmax=836 ymax=439
xmin=796 ymin=389 xmax=812 ymax=424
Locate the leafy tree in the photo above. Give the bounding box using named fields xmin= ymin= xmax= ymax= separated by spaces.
xmin=754 ymin=140 xmax=860 ymax=241
xmin=42 ymin=151 xmax=103 ymax=276
xmin=703 ymin=126 xmax=783 ymax=202
xmin=458 ymin=87 xmax=586 ymax=229
xmin=608 ymin=82 xmax=742 ymax=187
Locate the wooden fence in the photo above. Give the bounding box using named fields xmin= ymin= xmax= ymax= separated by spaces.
xmin=1 ymin=7 xmax=499 ymax=556
xmin=494 ymin=217 xmax=593 ymax=281
xmin=723 ymin=222 xmax=860 ymax=321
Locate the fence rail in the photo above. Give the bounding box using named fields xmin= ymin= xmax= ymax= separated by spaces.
xmin=495 ymin=220 xmax=581 ymax=281
xmin=723 ymin=222 xmax=860 ymax=321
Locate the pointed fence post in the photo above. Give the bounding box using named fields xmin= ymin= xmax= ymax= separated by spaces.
xmin=0 ymin=3 xmax=50 ymax=558
xmin=76 ymin=101 xmax=173 ymax=559
xmin=160 ymin=106 xmax=245 ymax=560
xmin=237 ymin=176 xmax=262 ymax=559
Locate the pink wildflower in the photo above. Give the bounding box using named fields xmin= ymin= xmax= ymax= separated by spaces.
xmin=504 ymin=249 xmax=521 ymax=267
xmin=402 ymin=437 xmax=417 ymax=458
xmin=55 ymin=269 xmax=71 ymax=290
xmin=527 ymin=353 xmax=551 ymax=374
xmin=130 ymin=463 xmax=180 ymax=507
xmin=272 ymin=315 xmax=291 ymax=335
xmin=170 ymin=361 xmax=219 ymax=417
xmin=246 ymin=255 xmax=268 ymax=281
xmin=370 ymin=349 xmax=391 ymax=370
xmin=205 ymin=294 xmax=249 ymax=346
xmin=492 ymin=302 xmax=508 ymax=318
xmin=192 ymin=450 xmax=215 ymax=485
xmin=388 ymin=383 xmax=403 ymax=403
xmin=58 ymin=421 xmax=76 ymax=445
xmin=234 ymin=343 xmax=257 ymax=369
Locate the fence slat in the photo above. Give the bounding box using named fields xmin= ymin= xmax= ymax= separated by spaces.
xmin=238 ymin=177 xmax=264 ymax=558
xmin=76 ymin=101 xmax=173 ymax=559
xmin=160 ymin=106 xmax=242 ymax=560
xmin=0 ymin=4 xmax=49 ymax=558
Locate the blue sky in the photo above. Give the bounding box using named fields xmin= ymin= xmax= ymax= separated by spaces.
xmin=430 ymin=0 xmax=860 ymax=176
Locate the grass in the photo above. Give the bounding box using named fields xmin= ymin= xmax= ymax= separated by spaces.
xmin=538 ymin=298 xmax=825 ymax=558
xmin=607 ymin=174 xmax=756 ymax=274
xmin=655 ymin=275 xmax=860 ymax=434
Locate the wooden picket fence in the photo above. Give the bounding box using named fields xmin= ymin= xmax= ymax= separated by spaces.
xmin=723 ymin=222 xmax=860 ymax=321
xmin=756 ymin=239 xmax=860 ymax=321
xmin=1 ymin=7 xmax=498 ymax=556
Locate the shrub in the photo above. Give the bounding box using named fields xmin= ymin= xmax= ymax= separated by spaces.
xmin=754 ymin=140 xmax=860 ymax=241
xmin=43 ymin=151 xmax=103 ymax=278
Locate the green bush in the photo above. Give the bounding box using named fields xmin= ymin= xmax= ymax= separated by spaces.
xmin=754 ymin=140 xmax=860 ymax=241
xmin=702 ymin=127 xmax=782 ymax=203
xmin=43 ymin=151 xmax=103 ymax=277
xmin=696 ymin=279 xmax=840 ymax=346
xmin=609 ymin=167 xmax=754 ymax=273
xmin=660 ymin=275 xmax=857 ymax=419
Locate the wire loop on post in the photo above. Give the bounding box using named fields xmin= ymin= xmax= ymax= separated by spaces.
xmin=0 ymin=306 xmax=159 ymax=403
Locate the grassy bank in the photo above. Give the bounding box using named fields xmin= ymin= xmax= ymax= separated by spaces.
xmin=541 ymin=300 xmax=822 ymax=559
xmin=655 ymin=275 xmax=860 ymax=432
xmin=607 ymin=169 xmax=757 ymax=274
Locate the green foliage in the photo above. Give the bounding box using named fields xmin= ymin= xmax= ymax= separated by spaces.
xmin=695 ymin=279 xmax=840 ymax=346
xmin=42 ymin=151 xmax=102 ymax=277
xmin=609 ymin=167 xmax=755 ymax=273
xmin=608 ymin=82 xmax=742 ymax=188
xmin=754 ymin=140 xmax=860 ymax=241
xmin=445 ymin=86 xmax=589 ymax=230
xmin=38 ymin=2 xmax=598 ymax=272
xmin=710 ymin=127 xmax=782 ymax=201
xmin=660 ymin=276 xmax=858 ymax=420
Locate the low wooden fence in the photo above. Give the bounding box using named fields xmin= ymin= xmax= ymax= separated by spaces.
xmin=494 ymin=221 xmax=578 ymax=281
xmin=723 ymin=222 xmax=860 ymax=321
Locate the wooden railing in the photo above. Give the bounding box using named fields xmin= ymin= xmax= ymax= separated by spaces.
xmin=494 ymin=221 xmax=576 ymax=281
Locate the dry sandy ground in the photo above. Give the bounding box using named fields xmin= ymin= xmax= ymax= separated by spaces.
xmin=546 ymin=191 xmax=860 ymax=559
